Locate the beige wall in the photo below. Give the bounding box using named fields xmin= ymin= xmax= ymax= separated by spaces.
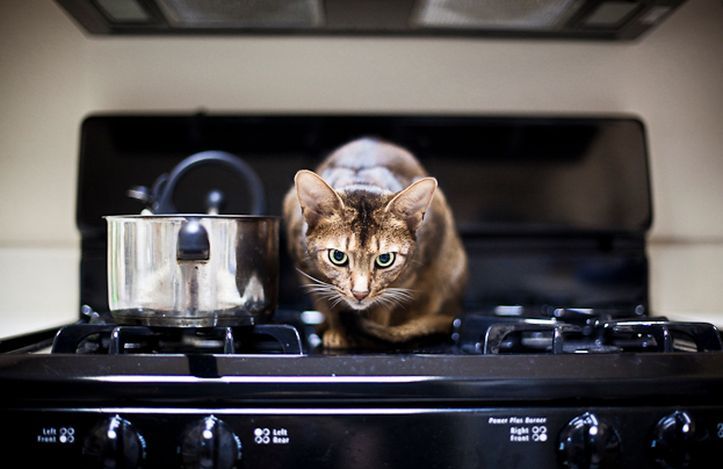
xmin=1 ymin=0 xmax=722 ymax=335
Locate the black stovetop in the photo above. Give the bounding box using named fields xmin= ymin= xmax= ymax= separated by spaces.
xmin=2 ymin=315 xmax=723 ymax=407
xmin=2 ymin=303 xmax=722 ymax=405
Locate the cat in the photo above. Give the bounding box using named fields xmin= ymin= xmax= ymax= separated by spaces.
xmin=283 ymin=137 xmax=468 ymax=349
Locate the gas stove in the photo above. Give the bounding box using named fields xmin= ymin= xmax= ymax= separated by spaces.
xmin=2 ymin=114 xmax=723 ymax=469
xmin=2 ymin=310 xmax=723 ymax=469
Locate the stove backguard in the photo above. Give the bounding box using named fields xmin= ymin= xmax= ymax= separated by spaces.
xmin=76 ymin=114 xmax=651 ymax=317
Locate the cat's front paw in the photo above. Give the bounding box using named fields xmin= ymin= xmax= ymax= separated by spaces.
xmin=323 ymin=329 xmax=356 ymax=349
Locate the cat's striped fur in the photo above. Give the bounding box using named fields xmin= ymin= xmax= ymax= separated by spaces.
xmin=283 ymin=138 xmax=467 ymax=349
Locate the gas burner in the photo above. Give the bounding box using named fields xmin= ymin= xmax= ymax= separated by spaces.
xmin=51 ymin=323 xmax=303 ymax=355
xmin=455 ymin=313 xmax=723 ymax=355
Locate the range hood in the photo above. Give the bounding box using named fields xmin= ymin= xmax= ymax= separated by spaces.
xmin=56 ymin=0 xmax=684 ymax=40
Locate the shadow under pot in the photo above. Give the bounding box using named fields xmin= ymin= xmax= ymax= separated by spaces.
xmin=106 ymin=215 xmax=279 ymax=328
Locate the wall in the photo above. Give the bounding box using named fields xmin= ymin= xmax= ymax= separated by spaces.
xmin=1 ymin=0 xmax=722 ymax=336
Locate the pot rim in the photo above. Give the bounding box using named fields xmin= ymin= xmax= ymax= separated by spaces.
xmin=104 ymin=214 xmax=279 ymax=221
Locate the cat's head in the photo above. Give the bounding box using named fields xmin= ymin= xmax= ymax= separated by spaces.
xmin=294 ymin=169 xmax=437 ymax=311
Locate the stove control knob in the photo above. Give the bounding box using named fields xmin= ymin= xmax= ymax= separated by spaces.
xmin=180 ymin=416 xmax=242 ymax=469
xmin=558 ymin=412 xmax=621 ymax=469
xmin=650 ymin=411 xmax=696 ymax=468
xmin=83 ymin=415 xmax=146 ymax=468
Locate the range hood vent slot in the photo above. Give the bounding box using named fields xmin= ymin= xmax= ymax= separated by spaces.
xmin=56 ymin=0 xmax=685 ymax=40
xmin=155 ymin=0 xmax=323 ymax=28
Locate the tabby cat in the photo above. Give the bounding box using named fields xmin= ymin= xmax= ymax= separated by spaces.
xmin=283 ymin=138 xmax=467 ymax=349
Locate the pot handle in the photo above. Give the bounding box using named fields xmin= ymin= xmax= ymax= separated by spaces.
xmin=177 ymin=219 xmax=210 ymax=261
xmin=154 ymin=150 xmax=266 ymax=215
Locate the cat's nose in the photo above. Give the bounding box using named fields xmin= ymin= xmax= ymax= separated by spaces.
xmin=352 ymin=290 xmax=369 ymax=301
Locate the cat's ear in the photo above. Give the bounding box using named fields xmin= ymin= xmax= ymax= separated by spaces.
xmin=385 ymin=177 xmax=437 ymax=231
xmin=294 ymin=170 xmax=344 ymax=227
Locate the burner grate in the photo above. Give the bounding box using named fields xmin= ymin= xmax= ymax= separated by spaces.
xmin=455 ymin=313 xmax=723 ymax=355
xmin=51 ymin=324 xmax=303 ymax=355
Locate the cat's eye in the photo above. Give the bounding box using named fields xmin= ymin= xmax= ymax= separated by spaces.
xmin=328 ymin=249 xmax=349 ymax=266
xmin=375 ymin=252 xmax=396 ymax=269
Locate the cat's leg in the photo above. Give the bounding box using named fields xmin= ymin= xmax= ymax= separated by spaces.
xmin=323 ymin=328 xmax=355 ymax=349
xmin=316 ymin=304 xmax=358 ymax=349
xmin=297 ymin=274 xmax=356 ymax=349
xmin=358 ymin=314 xmax=454 ymax=343
xmin=323 ymin=311 xmax=351 ymax=349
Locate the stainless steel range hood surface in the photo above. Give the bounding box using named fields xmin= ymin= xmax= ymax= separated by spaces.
xmin=56 ymin=0 xmax=685 ymax=40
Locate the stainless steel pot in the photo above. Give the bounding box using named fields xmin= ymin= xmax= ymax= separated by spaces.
xmin=106 ymin=150 xmax=278 ymax=327
xmin=106 ymin=214 xmax=278 ymax=327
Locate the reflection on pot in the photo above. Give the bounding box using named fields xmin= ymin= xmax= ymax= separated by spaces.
xmin=107 ymin=215 xmax=278 ymax=328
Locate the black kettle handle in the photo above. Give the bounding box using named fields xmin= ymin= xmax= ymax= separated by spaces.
xmin=154 ymin=150 xmax=266 ymax=215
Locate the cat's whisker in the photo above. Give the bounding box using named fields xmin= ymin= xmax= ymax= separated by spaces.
xmin=306 ymin=284 xmax=346 ymax=296
xmin=295 ymin=268 xmax=328 ymax=285
xmin=301 ymin=284 xmax=333 ymax=292
xmin=390 ymin=295 xmax=413 ymax=305
xmin=318 ymin=294 xmax=338 ymax=303
xmin=384 ymin=290 xmax=415 ymax=302
xmin=368 ymin=296 xmax=385 ymax=310
xmin=296 ymin=268 xmax=346 ymax=298
xmin=329 ymin=295 xmax=346 ymax=309
xmin=375 ymin=289 xmax=413 ymax=312
xmin=372 ymin=293 xmax=400 ymax=311
xmin=305 ymin=288 xmax=333 ymax=297
xmin=379 ymin=296 xmax=396 ymax=310
xmin=383 ymin=297 xmax=403 ymax=310
xmin=380 ymin=287 xmax=415 ymax=303
xmin=301 ymin=287 xmax=333 ymax=297
xmin=382 ymin=295 xmax=400 ymax=306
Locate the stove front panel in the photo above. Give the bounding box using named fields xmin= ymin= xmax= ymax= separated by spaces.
xmin=4 ymin=406 xmax=723 ymax=468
